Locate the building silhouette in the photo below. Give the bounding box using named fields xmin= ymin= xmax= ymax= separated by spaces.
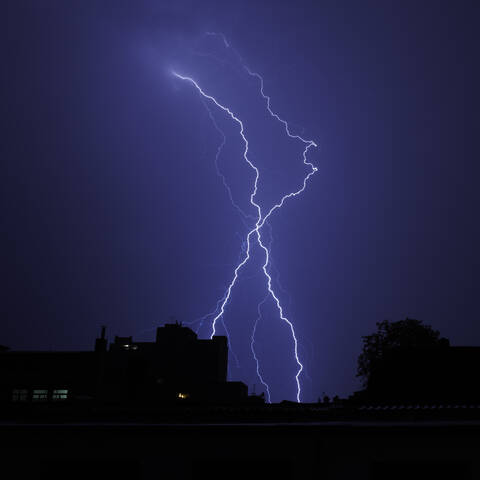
xmin=0 ymin=323 xmax=248 ymax=406
xmin=2 ymin=325 xmax=480 ymax=479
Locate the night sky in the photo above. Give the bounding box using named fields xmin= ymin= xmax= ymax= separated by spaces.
xmin=2 ymin=0 xmax=478 ymax=402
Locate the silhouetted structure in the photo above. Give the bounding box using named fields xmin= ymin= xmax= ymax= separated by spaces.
xmin=0 ymin=323 xmax=248 ymax=406
xmin=2 ymin=326 xmax=480 ymax=479
xmin=354 ymin=344 xmax=480 ymax=404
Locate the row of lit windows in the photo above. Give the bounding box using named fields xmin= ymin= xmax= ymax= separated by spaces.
xmin=11 ymin=388 xmax=68 ymax=402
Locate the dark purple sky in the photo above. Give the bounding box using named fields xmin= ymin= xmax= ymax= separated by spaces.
xmin=2 ymin=0 xmax=478 ymax=401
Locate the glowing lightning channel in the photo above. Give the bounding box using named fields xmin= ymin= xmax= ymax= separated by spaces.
xmin=205 ymin=31 xmax=230 ymax=47
xmin=172 ymin=68 xmax=317 ymax=402
xmin=251 ymin=293 xmax=271 ymax=403
xmin=200 ymin=98 xmax=256 ymax=226
xmin=245 ymin=67 xmax=318 ymax=228
xmin=172 ymin=70 xmax=262 ymax=324
xmin=244 ymin=67 xmax=318 ymax=402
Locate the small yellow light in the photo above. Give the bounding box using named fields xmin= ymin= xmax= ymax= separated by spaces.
xmin=177 ymin=392 xmax=189 ymax=399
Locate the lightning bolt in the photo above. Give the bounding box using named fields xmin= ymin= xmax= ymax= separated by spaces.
xmin=200 ymin=98 xmax=256 ymax=226
xmin=172 ymin=55 xmax=317 ymax=402
xmin=205 ymin=31 xmax=230 ymax=48
xmin=251 ymin=293 xmax=271 ymax=403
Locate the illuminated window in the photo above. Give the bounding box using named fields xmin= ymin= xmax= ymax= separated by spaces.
xmin=177 ymin=393 xmax=189 ymax=400
xmin=52 ymin=389 xmax=68 ymax=401
xmin=12 ymin=389 xmax=28 ymax=402
xmin=32 ymin=389 xmax=48 ymax=401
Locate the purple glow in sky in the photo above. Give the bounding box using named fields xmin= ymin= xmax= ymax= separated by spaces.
xmin=2 ymin=0 xmax=478 ymax=402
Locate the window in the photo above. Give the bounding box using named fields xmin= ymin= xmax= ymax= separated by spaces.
xmin=52 ymin=389 xmax=68 ymax=401
xmin=11 ymin=389 xmax=28 ymax=402
xmin=32 ymin=389 xmax=48 ymax=401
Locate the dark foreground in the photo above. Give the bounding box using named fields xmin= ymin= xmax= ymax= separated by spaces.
xmin=1 ymin=405 xmax=478 ymax=480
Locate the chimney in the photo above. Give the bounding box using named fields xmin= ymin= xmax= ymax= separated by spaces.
xmin=95 ymin=326 xmax=107 ymax=352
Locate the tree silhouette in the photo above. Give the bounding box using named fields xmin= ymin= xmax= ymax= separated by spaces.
xmin=357 ymin=318 xmax=446 ymax=387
